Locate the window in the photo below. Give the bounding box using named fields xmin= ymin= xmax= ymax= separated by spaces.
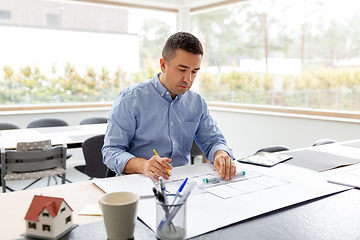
xmin=42 ymin=212 xmax=50 ymax=217
xmin=28 ymin=222 xmax=36 ymax=229
xmin=191 ymin=0 xmax=360 ymax=112
xmin=65 ymin=215 xmax=71 ymax=224
xmin=42 ymin=224 xmax=51 ymax=232
xmin=0 ymin=0 xmax=177 ymax=106
xmin=61 ymin=207 xmax=66 ymax=213
xmin=0 ymin=10 xmax=10 ymax=20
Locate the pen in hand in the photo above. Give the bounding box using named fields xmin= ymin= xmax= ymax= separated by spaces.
xmin=153 ymin=149 xmax=171 ymax=175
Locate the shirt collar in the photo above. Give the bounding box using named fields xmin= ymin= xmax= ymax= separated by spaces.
xmin=151 ymin=73 xmax=182 ymax=102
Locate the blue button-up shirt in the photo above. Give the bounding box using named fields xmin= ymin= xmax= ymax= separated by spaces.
xmin=102 ymin=73 xmax=234 ymax=174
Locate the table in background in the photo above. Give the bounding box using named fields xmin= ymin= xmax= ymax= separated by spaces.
xmin=0 ymin=123 xmax=107 ymax=149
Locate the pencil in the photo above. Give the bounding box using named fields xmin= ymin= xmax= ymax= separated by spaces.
xmin=153 ymin=149 xmax=171 ymax=175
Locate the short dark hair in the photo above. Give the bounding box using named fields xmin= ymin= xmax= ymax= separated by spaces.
xmin=162 ymin=32 xmax=203 ymax=62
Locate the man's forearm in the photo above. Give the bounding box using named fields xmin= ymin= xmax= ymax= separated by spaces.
xmin=123 ymin=157 xmax=147 ymax=174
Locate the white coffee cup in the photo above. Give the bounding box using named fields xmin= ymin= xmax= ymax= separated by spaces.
xmin=99 ymin=191 xmax=139 ymax=240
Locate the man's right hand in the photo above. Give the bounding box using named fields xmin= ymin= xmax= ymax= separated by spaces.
xmin=144 ymin=155 xmax=173 ymax=180
xmin=124 ymin=155 xmax=173 ymax=180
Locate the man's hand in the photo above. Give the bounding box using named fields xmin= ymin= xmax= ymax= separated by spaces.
xmin=213 ymin=150 xmax=237 ymax=180
xmin=143 ymin=155 xmax=173 ymax=180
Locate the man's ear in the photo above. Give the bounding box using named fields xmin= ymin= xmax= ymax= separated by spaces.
xmin=160 ymin=58 xmax=166 ymax=73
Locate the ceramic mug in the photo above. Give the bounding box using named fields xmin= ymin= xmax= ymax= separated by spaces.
xmin=99 ymin=191 xmax=139 ymax=240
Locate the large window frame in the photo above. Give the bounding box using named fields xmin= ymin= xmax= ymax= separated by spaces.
xmin=1 ymin=0 xmax=359 ymax=124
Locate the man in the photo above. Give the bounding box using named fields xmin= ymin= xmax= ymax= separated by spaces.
xmin=102 ymin=32 xmax=236 ymax=180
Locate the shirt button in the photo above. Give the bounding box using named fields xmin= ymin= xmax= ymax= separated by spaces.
xmin=166 ymin=92 xmax=169 ymax=94
xmin=171 ymin=122 xmax=173 ymax=125
xmin=173 ymin=141 xmax=175 ymax=144
xmin=161 ymin=94 xmax=164 ymax=96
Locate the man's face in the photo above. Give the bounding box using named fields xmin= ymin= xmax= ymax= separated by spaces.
xmin=159 ymin=49 xmax=202 ymax=99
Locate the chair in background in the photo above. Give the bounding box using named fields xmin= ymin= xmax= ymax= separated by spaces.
xmin=190 ymin=140 xmax=203 ymax=164
xmin=75 ymin=134 xmax=107 ymax=179
xmin=255 ymin=145 xmax=290 ymax=154
xmin=76 ymin=116 xmax=108 ymax=178
xmin=1 ymin=140 xmax=67 ymax=192
xmin=0 ymin=122 xmax=20 ymax=130
xmin=312 ymin=138 xmax=337 ymax=146
xmin=80 ymin=117 xmax=107 ymax=125
xmin=27 ymin=118 xmax=68 ymax=128
xmin=106 ymin=168 xmax=116 ymax=178
xmin=27 ymin=118 xmax=72 ymax=183
xmin=0 ymin=122 xmax=20 ymax=191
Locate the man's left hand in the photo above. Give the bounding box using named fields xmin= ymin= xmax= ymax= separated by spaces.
xmin=213 ymin=150 xmax=237 ymax=180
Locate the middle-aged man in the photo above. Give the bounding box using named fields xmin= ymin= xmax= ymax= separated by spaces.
xmin=102 ymin=31 xmax=237 ymax=181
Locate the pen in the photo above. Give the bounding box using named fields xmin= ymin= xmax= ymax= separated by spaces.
xmin=158 ymin=181 xmax=196 ymax=231
xmin=152 ymin=187 xmax=165 ymax=203
xmin=159 ymin=177 xmax=168 ymax=205
xmin=153 ymin=149 xmax=171 ymax=175
xmin=171 ymin=178 xmax=188 ymax=205
xmin=203 ymin=170 xmax=246 ymax=184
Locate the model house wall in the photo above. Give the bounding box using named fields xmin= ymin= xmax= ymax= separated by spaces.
xmin=25 ymin=195 xmax=73 ymax=238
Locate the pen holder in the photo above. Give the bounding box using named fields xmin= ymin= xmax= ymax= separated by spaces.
xmin=156 ymin=194 xmax=186 ymax=240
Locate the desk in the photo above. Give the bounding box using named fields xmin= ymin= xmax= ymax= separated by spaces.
xmin=1 ymin=179 xmax=360 ymax=239
xmin=0 ymin=124 xmax=107 ymax=149
xmin=2 ymin=140 xmax=360 ymax=239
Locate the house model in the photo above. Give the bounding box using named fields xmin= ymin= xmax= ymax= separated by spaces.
xmin=24 ymin=195 xmax=74 ymax=239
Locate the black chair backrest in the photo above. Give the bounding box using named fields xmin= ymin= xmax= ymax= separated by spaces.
xmin=312 ymin=138 xmax=336 ymax=146
xmin=255 ymin=145 xmax=290 ymax=154
xmin=80 ymin=117 xmax=107 ymax=125
xmin=82 ymin=134 xmax=108 ymax=178
xmin=190 ymin=140 xmax=202 ymax=157
xmin=106 ymin=168 xmax=116 ymax=178
xmin=0 ymin=122 xmax=20 ymax=130
xmin=27 ymin=118 xmax=68 ymax=128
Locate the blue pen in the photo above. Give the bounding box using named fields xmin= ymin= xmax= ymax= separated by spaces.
xmin=159 ymin=177 xmax=168 ymax=205
xmin=171 ymin=178 xmax=188 ymax=205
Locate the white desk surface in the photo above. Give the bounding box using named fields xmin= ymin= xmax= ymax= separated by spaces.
xmin=0 ymin=123 xmax=107 ymax=149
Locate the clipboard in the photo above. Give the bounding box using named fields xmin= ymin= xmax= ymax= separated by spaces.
xmin=237 ymin=152 xmax=292 ymax=167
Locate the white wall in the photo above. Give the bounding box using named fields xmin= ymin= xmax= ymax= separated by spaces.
xmin=2 ymin=108 xmax=359 ymax=159
xmin=210 ymin=109 xmax=360 ymax=158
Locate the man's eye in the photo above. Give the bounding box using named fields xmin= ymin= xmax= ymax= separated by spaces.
xmin=179 ymin=69 xmax=185 ymax=72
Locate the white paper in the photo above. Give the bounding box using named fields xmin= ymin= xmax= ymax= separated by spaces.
xmin=93 ymin=174 xmax=155 ymax=197
xmin=326 ymin=163 xmax=360 ymax=188
xmin=137 ymin=162 xmax=349 ymax=239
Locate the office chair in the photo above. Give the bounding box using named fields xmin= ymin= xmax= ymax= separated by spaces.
xmin=27 ymin=118 xmax=72 ymax=183
xmin=0 ymin=122 xmax=20 ymax=191
xmin=80 ymin=117 xmax=107 ymax=125
xmin=74 ymin=134 xmax=108 ymax=179
xmin=106 ymin=168 xmax=116 ymax=178
xmin=75 ymin=117 xmax=107 ymax=177
xmin=255 ymin=145 xmax=290 ymax=154
xmin=312 ymin=138 xmax=337 ymax=147
xmin=190 ymin=140 xmax=203 ymax=164
xmin=27 ymin=118 xmax=69 ymax=128
xmin=1 ymin=140 xmax=67 ymax=192
xmin=0 ymin=122 xmax=20 ymax=130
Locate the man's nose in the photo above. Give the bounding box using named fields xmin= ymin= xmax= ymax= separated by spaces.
xmin=183 ymin=72 xmax=192 ymax=83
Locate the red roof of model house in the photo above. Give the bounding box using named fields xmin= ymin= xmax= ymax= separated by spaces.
xmin=24 ymin=195 xmax=73 ymax=222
